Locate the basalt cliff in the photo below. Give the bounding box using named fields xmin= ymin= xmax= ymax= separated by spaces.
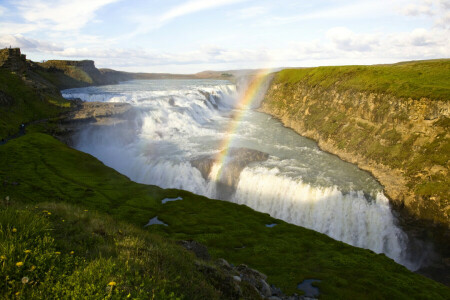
xmin=260 ymin=61 xmax=449 ymax=229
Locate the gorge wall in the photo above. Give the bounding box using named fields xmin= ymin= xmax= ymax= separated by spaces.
xmin=260 ymin=62 xmax=449 ymax=228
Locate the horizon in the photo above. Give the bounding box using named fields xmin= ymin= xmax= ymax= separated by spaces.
xmin=0 ymin=0 xmax=449 ymax=73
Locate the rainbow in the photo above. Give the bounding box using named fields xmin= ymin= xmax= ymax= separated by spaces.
xmin=211 ymin=69 xmax=272 ymax=180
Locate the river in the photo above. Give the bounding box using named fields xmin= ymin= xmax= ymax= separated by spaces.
xmin=62 ymin=79 xmax=425 ymax=271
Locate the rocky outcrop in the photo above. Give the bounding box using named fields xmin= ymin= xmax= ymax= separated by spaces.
xmin=56 ymin=101 xmax=135 ymax=145
xmin=191 ymin=148 xmax=269 ymax=199
xmin=0 ymin=48 xmax=27 ymax=73
xmin=261 ymin=80 xmax=449 ymax=227
xmin=179 ymin=240 xmax=314 ymax=300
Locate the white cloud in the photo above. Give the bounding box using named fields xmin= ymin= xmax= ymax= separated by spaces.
xmin=19 ymin=25 xmax=447 ymax=72
xmin=259 ymin=1 xmax=390 ymax=26
xmin=0 ymin=23 xmax=38 ymax=35
xmin=159 ymin=0 xmax=246 ymax=23
xmin=236 ymin=6 xmax=268 ymax=19
xmin=327 ymin=27 xmax=379 ymax=52
xmin=0 ymin=34 xmax=63 ymax=52
xmin=0 ymin=5 xmax=7 ymax=16
xmin=15 ymin=0 xmax=120 ymax=31
xmin=129 ymin=0 xmax=248 ymax=37
xmin=400 ymin=0 xmax=450 ymax=28
xmin=403 ymin=3 xmax=434 ymax=16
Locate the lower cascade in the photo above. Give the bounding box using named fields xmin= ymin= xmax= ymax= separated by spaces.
xmin=63 ymin=79 xmax=426 ymax=271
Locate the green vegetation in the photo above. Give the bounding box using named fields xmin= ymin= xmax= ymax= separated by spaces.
xmin=1 ymin=133 xmax=449 ymax=299
xmin=0 ymin=202 xmax=224 ymax=299
xmin=277 ymin=59 xmax=450 ymax=101
xmin=0 ymin=69 xmax=71 ymax=139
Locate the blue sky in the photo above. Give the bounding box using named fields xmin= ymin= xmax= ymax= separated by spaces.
xmin=0 ymin=0 xmax=449 ymax=73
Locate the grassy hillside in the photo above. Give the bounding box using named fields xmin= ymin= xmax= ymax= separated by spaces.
xmin=277 ymin=59 xmax=450 ymax=101
xmin=0 ymin=202 xmax=225 ymax=299
xmin=1 ymin=133 xmax=449 ymax=299
xmin=0 ymin=70 xmax=71 ymax=139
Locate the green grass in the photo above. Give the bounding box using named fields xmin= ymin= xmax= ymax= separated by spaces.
xmin=0 ymin=70 xmax=71 ymax=139
xmin=1 ymin=133 xmax=449 ymax=299
xmin=0 ymin=202 xmax=223 ymax=299
xmin=277 ymin=59 xmax=450 ymax=101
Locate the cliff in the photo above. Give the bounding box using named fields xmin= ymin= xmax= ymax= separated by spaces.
xmin=260 ymin=60 xmax=449 ymax=228
xmin=38 ymin=59 xmax=118 ymax=88
xmin=0 ymin=48 xmax=71 ymax=139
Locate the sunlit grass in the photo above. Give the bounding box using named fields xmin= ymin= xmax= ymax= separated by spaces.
xmin=277 ymin=59 xmax=450 ymax=101
xmin=0 ymin=202 xmax=221 ymax=299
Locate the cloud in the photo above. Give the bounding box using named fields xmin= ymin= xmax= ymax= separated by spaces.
xmin=159 ymin=0 xmax=246 ymax=23
xmin=236 ymin=6 xmax=268 ymax=19
xmin=402 ymin=3 xmax=434 ymax=16
xmin=0 ymin=34 xmax=63 ymax=51
xmin=129 ymin=0 xmax=248 ymax=36
xmin=15 ymin=0 xmax=120 ymax=31
xmin=400 ymin=0 xmax=450 ymax=28
xmin=0 ymin=5 xmax=7 ymax=16
xmin=20 ymin=25 xmax=447 ymax=72
xmin=327 ymin=27 xmax=378 ymax=52
xmin=0 ymin=23 xmax=38 ymax=35
xmin=259 ymin=1 xmax=389 ymax=26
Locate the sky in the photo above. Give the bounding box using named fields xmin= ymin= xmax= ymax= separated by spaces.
xmin=0 ymin=0 xmax=449 ymax=73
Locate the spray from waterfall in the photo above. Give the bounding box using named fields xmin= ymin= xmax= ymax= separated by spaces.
xmin=211 ymin=69 xmax=273 ymax=181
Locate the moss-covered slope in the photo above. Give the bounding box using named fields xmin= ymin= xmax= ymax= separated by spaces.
xmin=0 ymin=69 xmax=71 ymax=139
xmin=261 ymin=59 xmax=449 ymax=226
xmin=0 ymin=133 xmax=449 ymax=299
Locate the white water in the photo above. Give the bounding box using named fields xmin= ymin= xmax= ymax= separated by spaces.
xmin=62 ymin=79 xmax=419 ymax=270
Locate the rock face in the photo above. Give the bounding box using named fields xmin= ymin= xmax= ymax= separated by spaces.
xmin=57 ymin=101 xmax=135 ymax=145
xmin=179 ymin=240 xmax=310 ymax=300
xmin=0 ymin=48 xmax=27 ymax=73
xmin=261 ymin=80 xmax=449 ymax=227
xmin=191 ymin=148 xmax=269 ymax=199
xmin=40 ymin=60 xmax=113 ymax=86
xmin=63 ymin=101 xmax=133 ymax=123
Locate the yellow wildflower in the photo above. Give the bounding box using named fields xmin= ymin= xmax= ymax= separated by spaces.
xmin=62 ymin=219 xmax=65 ymax=222
xmin=84 ymin=209 xmax=88 ymax=212
xmin=15 ymin=292 xmax=20 ymax=296
xmin=16 ymin=262 xmax=24 ymax=267
xmin=0 ymin=255 xmax=6 ymax=260
xmin=12 ymin=228 xmax=17 ymax=233
xmin=55 ymin=252 xmax=61 ymax=255
xmin=30 ymin=265 xmax=36 ymax=271
xmin=24 ymin=250 xmax=31 ymax=254
xmin=47 ymin=212 xmax=51 ymax=215
xmin=108 ymin=281 xmax=116 ymax=286
xmin=70 ymin=251 xmax=74 ymax=255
